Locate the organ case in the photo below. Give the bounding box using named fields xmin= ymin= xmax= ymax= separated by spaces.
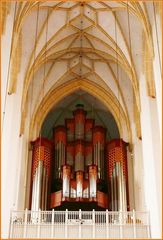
xmin=30 ymin=105 xmax=130 ymax=212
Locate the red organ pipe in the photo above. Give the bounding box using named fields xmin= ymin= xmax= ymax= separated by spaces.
xmin=93 ymin=126 xmax=105 ymax=146
xmin=73 ymin=108 xmax=86 ymax=140
xmin=65 ymin=119 xmax=75 ymax=142
xmin=93 ymin=126 xmax=105 ymax=179
xmin=62 ymin=165 xmax=71 ymax=198
xmin=66 ymin=143 xmax=74 ymax=179
xmin=66 ymin=142 xmax=74 ymax=167
xmin=85 ymin=142 xmax=93 ymax=179
xmin=70 ymin=179 xmax=76 ymax=198
xmin=54 ymin=126 xmax=66 ymax=178
xmin=85 ymin=142 xmax=93 ymax=166
xmin=89 ymin=165 xmax=97 ymax=198
xmin=76 ymin=171 xmax=83 ymax=198
xmin=54 ymin=126 xmax=66 ymax=145
xmin=75 ymin=140 xmax=85 ymax=172
xmin=85 ymin=119 xmax=94 ymax=141
xmin=83 ymin=180 xmax=89 ymax=198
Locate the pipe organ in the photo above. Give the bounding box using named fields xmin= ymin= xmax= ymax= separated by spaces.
xmin=30 ymin=105 xmax=129 ymax=211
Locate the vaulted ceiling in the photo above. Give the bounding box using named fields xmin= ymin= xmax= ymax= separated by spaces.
xmin=3 ymin=1 xmax=158 ymax=144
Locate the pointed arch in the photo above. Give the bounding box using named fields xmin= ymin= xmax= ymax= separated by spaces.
xmin=29 ymin=78 xmax=132 ymax=148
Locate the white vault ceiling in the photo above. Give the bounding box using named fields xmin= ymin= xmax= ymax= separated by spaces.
xmin=6 ymin=1 xmax=157 ymax=142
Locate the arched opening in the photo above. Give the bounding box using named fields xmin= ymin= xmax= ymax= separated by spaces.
xmin=29 ymin=79 xmax=131 ymax=145
xmin=41 ymin=90 xmax=120 ymax=141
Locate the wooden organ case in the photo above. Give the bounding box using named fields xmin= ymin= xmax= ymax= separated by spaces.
xmin=30 ymin=104 xmax=130 ymax=211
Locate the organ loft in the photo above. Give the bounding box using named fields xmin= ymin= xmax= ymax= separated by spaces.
xmin=30 ymin=104 xmax=129 ymax=212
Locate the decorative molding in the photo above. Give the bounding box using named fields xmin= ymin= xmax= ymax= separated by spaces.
xmin=142 ymin=31 xmax=156 ymax=98
xmin=1 ymin=1 xmax=11 ymax=35
xmin=9 ymin=30 xmax=22 ymax=93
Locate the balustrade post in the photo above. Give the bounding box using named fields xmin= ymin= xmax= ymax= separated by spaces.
xmin=119 ymin=210 xmax=123 ymax=239
xmin=133 ymin=209 xmax=137 ymax=238
xmin=65 ymin=209 xmax=68 ymax=238
xmin=37 ymin=209 xmax=41 ymax=238
xmin=106 ymin=209 xmax=109 ymax=238
xmin=23 ymin=208 xmax=28 ymax=238
xmin=51 ymin=209 xmax=54 ymax=238
xmin=79 ymin=209 xmax=81 ymax=238
xmin=92 ymin=209 xmax=95 ymax=238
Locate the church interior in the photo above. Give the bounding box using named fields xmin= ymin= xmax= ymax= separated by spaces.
xmin=1 ymin=1 xmax=162 ymax=239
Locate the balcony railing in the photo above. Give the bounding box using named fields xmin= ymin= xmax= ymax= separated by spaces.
xmin=9 ymin=209 xmax=150 ymax=239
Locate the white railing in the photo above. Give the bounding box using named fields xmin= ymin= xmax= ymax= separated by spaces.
xmin=9 ymin=209 xmax=150 ymax=239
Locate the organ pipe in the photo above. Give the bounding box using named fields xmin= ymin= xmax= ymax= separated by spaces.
xmin=74 ymin=107 xmax=86 ymax=140
xmin=89 ymin=165 xmax=97 ymax=198
xmin=112 ymin=166 xmax=118 ymax=211
xmin=76 ymin=171 xmax=83 ymax=198
xmin=85 ymin=119 xmax=94 ymax=141
xmin=65 ymin=119 xmax=75 ymax=142
xmin=66 ymin=143 xmax=74 ymax=167
xmin=35 ymin=161 xmax=43 ymax=211
xmin=93 ymin=126 xmax=105 ymax=180
xmin=41 ymin=167 xmax=46 ymax=209
xmin=75 ymin=140 xmax=84 ymax=172
xmin=54 ymin=126 xmax=66 ymax=178
xmin=62 ymin=165 xmax=71 ymax=198
xmin=83 ymin=180 xmax=89 ymax=198
xmin=31 ymin=169 xmax=36 ymax=211
xmin=85 ymin=142 xmax=93 ymax=179
xmin=110 ymin=176 xmax=114 ymax=210
xmin=44 ymin=174 xmax=48 ymax=210
xmin=70 ymin=180 xmax=76 ymax=198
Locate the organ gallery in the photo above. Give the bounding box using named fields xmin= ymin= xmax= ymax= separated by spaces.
xmin=30 ymin=104 xmax=129 ymax=212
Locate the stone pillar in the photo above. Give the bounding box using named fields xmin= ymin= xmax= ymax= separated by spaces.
xmin=139 ymin=73 xmax=161 ymax=238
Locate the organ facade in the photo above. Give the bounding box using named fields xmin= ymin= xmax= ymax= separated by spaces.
xmin=30 ymin=104 xmax=129 ymax=212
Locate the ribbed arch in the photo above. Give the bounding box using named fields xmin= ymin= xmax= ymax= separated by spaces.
xmin=29 ymin=79 xmax=132 ymax=148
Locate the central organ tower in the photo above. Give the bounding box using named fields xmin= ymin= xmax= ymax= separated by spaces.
xmin=30 ymin=104 xmax=129 ymax=211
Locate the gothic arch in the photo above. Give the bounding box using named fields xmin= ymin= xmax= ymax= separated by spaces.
xmin=29 ymin=78 xmax=132 ymax=147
